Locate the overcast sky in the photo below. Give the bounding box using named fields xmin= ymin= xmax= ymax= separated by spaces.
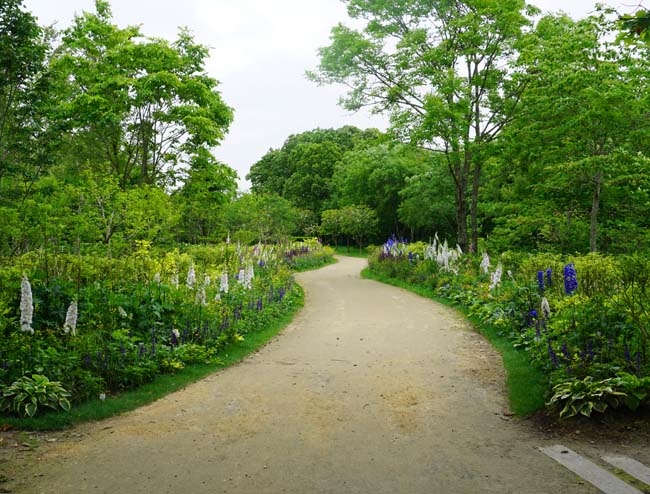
xmin=24 ymin=0 xmax=624 ymax=189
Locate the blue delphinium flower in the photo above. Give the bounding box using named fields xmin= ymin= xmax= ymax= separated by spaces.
xmin=546 ymin=268 xmax=552 ymax=288
xmin=563 ymin=263 xmax=578 ymax=295
xmin=537 ymin=271 xmax=545 ymax=292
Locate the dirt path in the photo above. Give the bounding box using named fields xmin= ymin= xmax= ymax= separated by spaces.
xmin=4 ymin=256 xmax=641 ymax=493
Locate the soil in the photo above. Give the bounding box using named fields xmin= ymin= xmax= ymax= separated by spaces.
xmin=1 ymin=256 xmax=649 ymax=493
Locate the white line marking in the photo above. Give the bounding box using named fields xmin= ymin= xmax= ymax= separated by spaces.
xmin=603 ymin=456 xmax=650 ymax=485
xmin=540 ymin=445 xmax=643 ymax=494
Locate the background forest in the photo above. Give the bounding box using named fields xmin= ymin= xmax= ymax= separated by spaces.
xmin=2 ymin=0 xmax=650 ymax=420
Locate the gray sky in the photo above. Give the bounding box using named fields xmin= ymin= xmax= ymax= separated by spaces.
xmin=24 ymin=0 xmax=624 ymax=189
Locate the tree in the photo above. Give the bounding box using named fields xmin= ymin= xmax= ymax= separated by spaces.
xmin=319 ymin=205 xmax=377 ymax=249
xmin=176 ymin=148 xmax=238 ymax=243
xmin=221 ymin=194 xmax=299 ymax=243
xmin=398 ymin=156 xmax=456 ymax=241
xmin=247 ymin=126 xmax=383 ymax=217
xmin=493 ymin=13 xmax=650 ymax=252
xmin=50 ymin=0 xmax=233 ymax=188
xmin=331 ymin=143 xmax=426 ymax=238
xmin=309 ymin=0 xmax=536 ymax=252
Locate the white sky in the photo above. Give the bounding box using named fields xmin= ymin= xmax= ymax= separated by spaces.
xmin=24 ymin=0 xmax=624 ymax=189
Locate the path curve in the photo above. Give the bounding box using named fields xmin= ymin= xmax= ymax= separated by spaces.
xmin=14 ymin=257 xmax=597 ymax=493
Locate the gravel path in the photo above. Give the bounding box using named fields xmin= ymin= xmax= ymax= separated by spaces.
xmin=8 ymin=256 xmax=602 ymax=493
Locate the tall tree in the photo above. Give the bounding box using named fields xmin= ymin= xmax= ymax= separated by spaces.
xmin=247 ymin=126 xmax=383 ymax=217
xmin=309 ymin=0 xmax=535 ymax=252
xmin=495 ymin=13 xmax=650 ymax=252
xmin=50 ymin=0 xmax=233 ymax=188
xmin=331 ymin=143 xmax=427 ymax=238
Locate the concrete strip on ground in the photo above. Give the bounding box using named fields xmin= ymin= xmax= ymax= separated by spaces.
xmin=540 ymin=445 xmax=642 ymax=494
xmin=603 ymin=456 xmax=650 ymax=486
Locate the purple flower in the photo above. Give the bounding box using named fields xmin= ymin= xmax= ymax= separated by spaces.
xmin=563 ymin=263 xmax=578 ymax=295
xmin=546 ymin=268 xmax=553 ymax=288
xmin=537 ymin=270 xmax=545 ymax=291
xmin=625 ymin=345 xmax=632 ymax=364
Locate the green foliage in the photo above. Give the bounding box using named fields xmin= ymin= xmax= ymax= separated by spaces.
xmin=547 ymin=376 xmax=626 ymax=418
xmin=368 ymin=237 xmax=650 ymax=417
xmin=320 ymin=205 xmax=378 ymax=248
xmin=1 ymin=375 xmax=71 ymax=417
xmin=310 ymin=0 xmax=536 ymax=251
xmin=0 ymin=240 xmax=331 ymax=420
xmin=247 ymin=126 xmax=384 ymax=218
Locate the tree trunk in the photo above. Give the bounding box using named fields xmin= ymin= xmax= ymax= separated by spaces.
xmin=590 ymin=171 xmax=603 ymax=253
xmin=455 ymin=184 xmax=468 ymax=253
xmin=470 ymin=161 xmax=481 ymax=254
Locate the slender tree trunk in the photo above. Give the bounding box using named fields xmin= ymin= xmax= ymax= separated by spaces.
xmin=590 ymin=170 xmax=603 ymax=253
xmin=470 ymin=161 xmax=481 ymax=254
xmin=455 ymin=184 xmax=468 ymax=253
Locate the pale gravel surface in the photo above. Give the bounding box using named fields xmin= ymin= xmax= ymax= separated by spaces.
xmin=2 ymin=256 xmax=617 ymax=493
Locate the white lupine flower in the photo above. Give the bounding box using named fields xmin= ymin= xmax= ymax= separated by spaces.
xmin=541 ymin=297 xmax=551 ymax=319
xmin=196 ymin=284 xmax=207 ymax=306
xmin=489 ymin=263 xmax=503 ymax=291
xmin=99 ymin=393 xmax=106 ymax=401
xmin=214 ymin=292 xmax=221 ymax=302
xmin=226 ymin=233 xmax=231 ymax=244
xmin=238 ymin=268 xmax=246 ymax=286
xmin=480 ymin=252 xmax=490 ymax=274
xmin=64 ymin=300 xmax=78 ymax=336
xmin=204 ymin=274 xmax=211 ymax=287
xmin=153 ymin=272 xmax=161 ymax=284
xmin=171 ymin=272 xmax=179 ymax=288
xmin=20 ymin=275 xmax=34 ymax=334
xmin=220 ymin=272 xmax=229 ymax=294
xmin=118 ymin=306 xmax=128 ymax=318
xmin=172 ymin=328 xmax=180 ymax=340
xmin=187 ymin=264 xmax=196 ymax=290
xmin=243 ymin=264 xmax=254 ymax=290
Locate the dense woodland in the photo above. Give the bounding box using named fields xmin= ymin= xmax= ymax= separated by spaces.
xmin=2 ymin=0 xmax=650 ymax=256
xmin=2 ymin=0 xmax=650 ymax=419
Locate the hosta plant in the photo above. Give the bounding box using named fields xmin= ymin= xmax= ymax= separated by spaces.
xmin=547 ymin=376 xmax=626 ymax=418
xmin=0 ymin=375 xmax=71 ymax=417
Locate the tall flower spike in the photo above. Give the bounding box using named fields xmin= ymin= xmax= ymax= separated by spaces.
xmin=220 ymin=272 xmax=229 ymax=294
xmin=187 ymin=264 xmax=196 ymax=290
xmin=541 ymin=297 xmax=551 ymax=319
xmin=64 ymin=300 xmax=78 ymax=336
xmin=480 ymin=252 xmax=490 ymax=274
xmin=20 ymin=275 xmax=34 ymax=334
xmin=489 ymin=263 xmax=503 ymax=291
xmin=563 ymin=263 xmax=578 ymax=295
